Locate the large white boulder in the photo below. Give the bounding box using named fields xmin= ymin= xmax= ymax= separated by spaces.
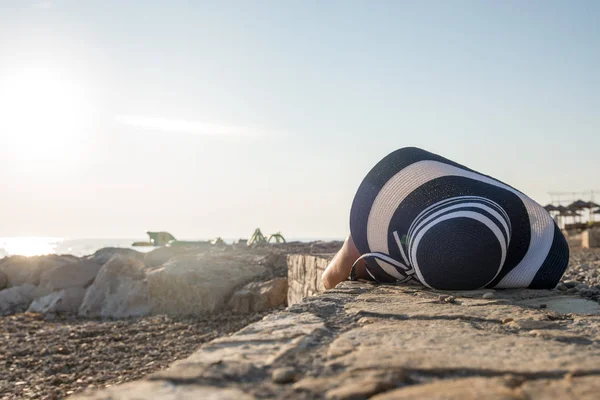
xmin=37 ymin=259 xmax=102 ymax=296
xmin=0 ymin=283 xmax=37 ymax=315
xmin=28 ymin=287 xmax=86 ymax=314
xmin=0 ymin=270 xmax=7 ymax=290
xmin=227 ymin=278 xmax=288 ymax=313
xmin=78 ymin=256 xmax=150 ymax=318
xmin=146 ymin=253 xmax=266 ymax=315
xmin=144 ymin=246 xmax=200 ymax=268
xmin=86 ymin=247 xmax=144 ymax=266
xmin=0 ymin=255 xmax=76 ymax=287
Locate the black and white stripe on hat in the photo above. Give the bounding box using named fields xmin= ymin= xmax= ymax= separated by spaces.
xmin=349 ymin=147 xmax=569 ymax=290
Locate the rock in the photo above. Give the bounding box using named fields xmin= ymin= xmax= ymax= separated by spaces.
xmin=444 ymin=295 xmax=457 ymax=303
xmin=0 ymin=270 xmax=7 ymax=290
xmin=146 ymin=253 xmax=266 ymax=315
xmin=69 ymin=272 xmax=600 ymax=400
xmin=44 ymin=312 xmax=56 ymax=321
xmin=0 ymin=255 xmax=75 ymax=287
xmin=567 ymin=288 xmax=580 ymax=294
xmin=272 ymin=367 xmax=296 ymax=384
xmin=324 ymin=370 xmax=405 ymax=399
xmin=371 ymin=377 xmax=516 ymax=400
xmin=294 ymin=369 xmax=405 ymax=398
xmin=482 ymin=291 xmax=496 ymax=299
xmin=579 ymin=289 xmax=594 ymax=297
xmin=517 ymin=297 xmax=600 ymax=315
xmin=152 ymin=312 xmax=325 ymax=378
xmin=86 ymin=248 xmax=144 ymax=266
xmin=260 ymin=253 xmax=287 ymax=269
xmin=78 ymin=256 xmax=150 ymax=318
xmin=438 ymin=294 xmax=457 ymax=303
xmin=555 ymin=282 xmax=568 ymax=291
xmin=505 ymin=318 xmax=557 ymax=330
xmin=287 ymin=254 xmax=331 ymax=306
xmin=144 ymin=246 xmax=200 ymax=268
xmin=564 ymin=281 xmax=578 ymax=288
xmin=227 ymin=278 xmax=288 ymax=313
xmin=37 ymin=260 xmax=102 ymax=296
xmin=501 ymin=317 xmax=514 ymax=324
xmin=521 ymin=376 xmax=600 ymax=399
xmin=28 ymin=288 xmax=86 ymax=314
xmin=580 ymin=289 xmax=594 ymax=298
xmin=0 ymin=284 xmax=37 ymax=315
xmin=309 ymin=241 xmax=344 ymax=254
xmin=70 ymin=381 xmax=255 ymax=399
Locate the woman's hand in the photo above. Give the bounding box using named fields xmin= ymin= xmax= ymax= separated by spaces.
xmin=321 ymin=234 xmax=364 ymax=289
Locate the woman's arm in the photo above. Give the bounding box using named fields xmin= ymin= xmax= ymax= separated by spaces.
xmin=321 ymin=234 xmax=366 ymax=289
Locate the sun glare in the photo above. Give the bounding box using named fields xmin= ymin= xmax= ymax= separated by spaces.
xmin=0 ymin=65 xmax=89 ymax=162
xmin=0 ymin=237 xmax=62 ymax=257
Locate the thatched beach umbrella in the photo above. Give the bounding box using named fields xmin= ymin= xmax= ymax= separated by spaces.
xmin=551 ymin=205 xmax=568 ymax=227
xmin=585 ymin=201 xmax=600 ymax=209
xmin=567 ymin=200 xmax=600 ymax=223
xmin=544 ymin=204 xmax=559 ymax=212
xmin=588 ymin=201 xmax=600 ymax=223
xmin=567 ymin=200 xmax=589 ymax=210
xmin=559 ymin=208 xmax=581 ymax=225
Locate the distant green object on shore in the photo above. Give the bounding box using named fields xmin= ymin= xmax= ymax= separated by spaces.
xmin=210 ymin=237 xmax=225 ymax=246
xmin=132 ymin=231 xmax=211 ymax=247
xmin=268 ymin=232 xmax=286 ymax=244
xmin=248 ymin=228 xmax=286 ymax=246
xmin=248 ymin=228 xmax=267 ymax=246
xmin=131 ymin=229 xmax=285 ymax=248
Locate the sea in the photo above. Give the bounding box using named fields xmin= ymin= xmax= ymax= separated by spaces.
xmin=0 ymin=237 xmax=339 ymax=258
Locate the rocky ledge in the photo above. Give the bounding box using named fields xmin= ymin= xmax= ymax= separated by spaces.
xmin=71 ymin=262 xmax=600 ymax=399
xmin=0 ymin=241 xmax=343 ymax=319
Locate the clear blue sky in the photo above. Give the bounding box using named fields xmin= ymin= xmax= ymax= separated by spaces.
xmin=0 ymin=0 xmax=598 ymax=239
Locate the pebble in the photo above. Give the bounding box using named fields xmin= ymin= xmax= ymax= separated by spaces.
xmin=555 ymin=283 xmax=568 ymax=291
xmin=482 ymin=292 xmax=496 ymax=299
xmin=271 ymin=367 xmax=296 ymax=384
xmin=563 ymin=281 xmax=578 ymax=289
xmin=502 ymin=317 xmax=514 ymax=324
xmin=439 ymin=295 xmax=456 ymax=304
xmin=44 ymin=313 xmax=56 ymax=321
xmin=567 ymin=288 xmax=579 ymax=294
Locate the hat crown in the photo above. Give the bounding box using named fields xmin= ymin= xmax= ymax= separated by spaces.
xmin=405 ymin=196 xmax=512 ymax=290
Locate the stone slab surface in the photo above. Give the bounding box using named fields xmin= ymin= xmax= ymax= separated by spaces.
xmin=71 ymin=274 xmax=600 ymax=399
xmin=516 ymin=296 xmax=600 ymax=315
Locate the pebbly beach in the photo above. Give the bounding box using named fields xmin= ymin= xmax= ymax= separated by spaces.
xmin=0 ymin=239 xmax=342 ymax=399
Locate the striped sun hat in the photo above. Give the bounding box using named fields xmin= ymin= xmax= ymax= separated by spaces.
xmin=349 ymin=147 xmax=569 ymax=290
